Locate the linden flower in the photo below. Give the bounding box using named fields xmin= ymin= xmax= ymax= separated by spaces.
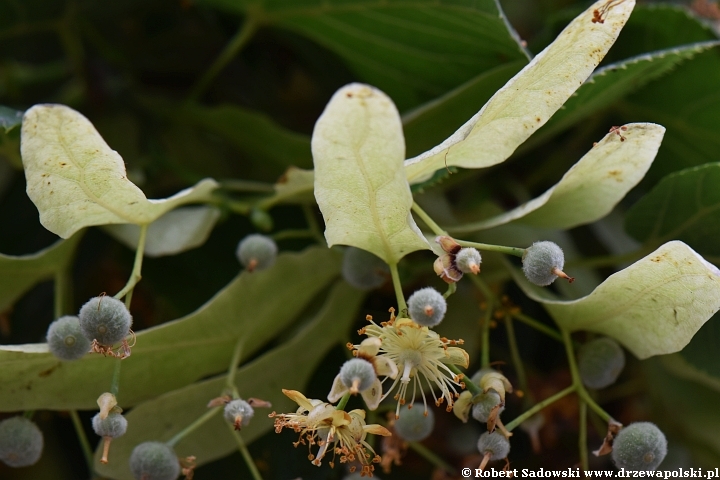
xmin=269 ymin=389 xmax=390 ymax=476
xmin=356 ymin=310 xmax=469 ymax=418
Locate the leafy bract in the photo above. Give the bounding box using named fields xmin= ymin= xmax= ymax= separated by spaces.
xmin=196 ymin=0 xmax=527 ymax=112
xmin=0 ymin=247 xmax=340 ymax=411
xmin=20 ymin=104 xmax=218 ymax=238
xmin=0 ymin=106 xmax=22 ymax=133
xmin=0 ymin=234 xmax=82 ymax=312
xmin=262 ymin=166 xmax=316 ymax=208
xmin=450 ymin=123 xmax=665 ymax=232
xmin=95 ymin=281 xmax=364 ymax=479
xmin=625 ymin=163 xmax=720 ymax=257
xmin=313 ymin=83 xmax=428 ymax=264
xmin=403 ymin=0 xmax=636 ymax=184
xmin=509 ymin=241 xmax=720 ymax=359
xmin=402 ymin=61 xmax=526 ymax=158
xmin=104 ymin=206 xmax=221 ymax=257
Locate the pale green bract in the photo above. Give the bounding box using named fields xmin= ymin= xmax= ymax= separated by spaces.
xmin=509 ymin=241 xmax=720 ymax=359
xmin=404 ymin=0 xmax=636 ymax=184
xmin=312 ymin=83 xmax=429 ymax=264
xmin=21 ymin=104 xmax=218 ymax=239
xmin=450 ymin=123 xmax=665 ymax=232
xmin=104 ymin=206 xmax=221 ymax=257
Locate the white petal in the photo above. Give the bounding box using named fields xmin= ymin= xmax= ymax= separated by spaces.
xmin=327 ymin=374 xmax=348 ymax=403
xmin=361 ymin=378 xmax=383 ymax=410
xmin=358 ymin=337 xmax=381 ymax=356
xmin=375 ymin=356 xmax=398 ymax=379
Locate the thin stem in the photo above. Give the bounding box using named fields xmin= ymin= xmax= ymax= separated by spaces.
xmin=511 ymin=312 xmax=564 ymax=343
xmin=442 ymin=282 xmax=456 ymax=299
xmin=561 ymin=328 xmax=613 ymax=423
xmin=114 ymin=224 xmax=148 ymax=307
xmin=188 ymin=15 xmax=260 ymax=102
xmin=69 ymin=410 xmax=94 ymax=476
xmin=408 ymin=441 xmax=454 ymax=473
xmin=226 ymin=338 xmax=245 ymax=397
xmin=301 ymin=204 xmax=326 ymax=246
xmin=335 ymin=392 xmax=351 ymax=411
xmin=579 ymin=400 xmax=589 ymax=472
xmin=504 ymin=385 xmax=576 ymax=432
xmin=448 ymin=364 xmax=481 ymax=396
xmin=389 ymin=263 xmax=407 ymax=316
xmin=166 ymin=407 xmax=222 ymax=447
xmin=480 ymin=301 xmax=492 ymax=369
xmin=467 ymin=275 xmax=494 ymax=369
xmin=504 ymin=315 xmax=531 ymax=404
xmin=228 ymin=424 xmax=264 ymax=480
xmin=455 ymin=239 xmax=525 ymax=258
xmin=110 ymin=358 xmax=122 ymax=396
xmin=411 ymin=202 xmax=447 ymax=236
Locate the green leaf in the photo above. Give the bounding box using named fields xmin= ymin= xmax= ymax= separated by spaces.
xmin=659 ymin=353 xmax=720 ymax=395
xmin=645 ymin=358 xmax=720 ymax=464
xmin=0 ymin=247 xmax=340 ymax=411
xmin=678 ymin=311 xmax=720 ymax=383
xmin=312 ymin=83 xmax=429 ymax=264
xmin=196 ymin=0 xmax=527 ymax=112
xmin=620 ymin=48 xmax=720 ymax=181
xmin=104 ymin=206 xmax=221 ymax=257
xmin=0 ymin=106 xmax=22 ymax=133
xmin=625 ymin=163 xmax=720 ymax=258
xmin=145 ymin=100 xmax=313 ymax=170
xmin=449 ymin=123 xmax=665 ymax=233
xmin=94 ymin=281 xmax=364 ymax=479
xmin=0 ymin=234 xmax=82 ymax=312
xmin=508 ymin=241 xmax=720 ymax=359
xmin=525 ymin=42 xmax=719 ymax=150
xmin=20 ymin=104 xmax=219 ymax=238
xmin=403 ymin=0 xmax=636 ymax=184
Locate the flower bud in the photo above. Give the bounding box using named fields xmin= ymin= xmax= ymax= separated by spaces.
xmin=339 ymin=358 xmax=376 ymax=393
xmin=224 ymin=399 xmax=255 ymax=430
xmin=394 ymin=406 xmax=434 ymax=442
xmin=456 ymin=248 xmax=482 ymax=274
xmin=407 ymin=287 xmax=447 ymax=327
xmin=236 ymin=234 xmax=277 ymax=272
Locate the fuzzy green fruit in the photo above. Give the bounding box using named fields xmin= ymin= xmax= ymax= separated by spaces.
xmin=129 ymin=441 xmax=180 ymax=480
xmin=0 ymin=416 xmax=44 ymax=468
xmin=47 ymin=315 xmax=91 ymax=361
xmin=612 ymin=422 xmax=667 ymax=471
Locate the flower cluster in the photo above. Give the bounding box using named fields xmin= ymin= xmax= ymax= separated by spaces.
xmin=269 ymin=390 xmax=390 ymax=476
xmin=354 ymin=309 xmax=469 ymax=419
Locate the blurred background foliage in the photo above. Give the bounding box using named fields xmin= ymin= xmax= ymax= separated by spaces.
xmin=1 ymin=0 xmax=720 ymax=478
